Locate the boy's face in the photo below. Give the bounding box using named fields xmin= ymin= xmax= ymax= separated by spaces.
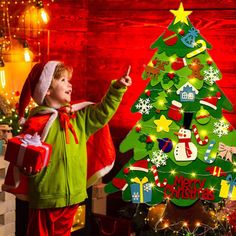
xmin=47 ymin=70 xmax=72 ymax=107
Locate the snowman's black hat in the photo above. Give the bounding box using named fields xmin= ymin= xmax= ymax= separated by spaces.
xmin=183 ymin=112 xmax=193 ymax=130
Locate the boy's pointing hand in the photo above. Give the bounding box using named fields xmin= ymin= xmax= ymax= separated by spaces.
xmin=114 ymin=65 xmax=132 ymax=88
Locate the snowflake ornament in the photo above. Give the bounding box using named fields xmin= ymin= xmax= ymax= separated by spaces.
xmin=150 ymin=150 xmax=168 ymax=167
xmin=213 ymin=120 xmax=229 ymax=137
xmin=144 ymin=183 xmax=152 ymax=192
xmin=135 ymin=98 xmax=153 ymax=115
xmin=203 ymin=66 xmax=220 ymax=85
xmin=132 ymin=192 xmax=140 ymax=201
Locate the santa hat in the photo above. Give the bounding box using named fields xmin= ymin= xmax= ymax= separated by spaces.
xmin=18 ymin=61 xmax=60 ymax=121
xmin=112 ymin=178 xmax=128 ymax=191
xmin=200 ymin=92 xmax=221 ymax=110
xmin=123 ymin=159 xmax=149 ymax=174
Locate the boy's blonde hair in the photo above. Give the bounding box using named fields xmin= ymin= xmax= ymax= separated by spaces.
xmin=52 ymin=63 xmax=73 ymax=80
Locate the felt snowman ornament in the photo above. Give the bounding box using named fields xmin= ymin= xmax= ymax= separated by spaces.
xmin=174 ymin=128 xmax=197 ymax=161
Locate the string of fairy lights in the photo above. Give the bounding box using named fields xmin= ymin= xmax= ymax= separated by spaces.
xmin=143 ymin=198 xmax=233 ymax=235
xmin=0 ymin=0 xmax=56 ymax=132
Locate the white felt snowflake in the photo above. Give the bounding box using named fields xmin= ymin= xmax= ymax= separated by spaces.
xmin=144 ymin=184 xmax=152 ymax=192
xmin=213 ymin=120 xmax=229 ymax=137
xmin=135 ymin=98 xmax=153 ymax=115
xmin=203 ymin=66 xmax=220 ymax=85
xmin=132 ymin=192 xmax=140 ymax=201
xmin=150 ymin=150 xmax=168 ymax=167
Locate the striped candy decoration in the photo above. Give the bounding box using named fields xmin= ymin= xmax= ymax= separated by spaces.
xmin=186 ymin=39 xmax=206 ymax=58
xmin=192 ymin=124 xmax=209 ymax=145
xmin=204 ymin=140 xmax=216 ymax=164
xmin=151 ymin=165 xmax=167 ymax=188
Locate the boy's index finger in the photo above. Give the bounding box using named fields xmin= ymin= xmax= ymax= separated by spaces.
xmin=126 ymin=65 xmax=131 ymax=76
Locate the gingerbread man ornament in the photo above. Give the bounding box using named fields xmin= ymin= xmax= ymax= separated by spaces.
xmin=188 ymin=58 xmax=204 ymax=80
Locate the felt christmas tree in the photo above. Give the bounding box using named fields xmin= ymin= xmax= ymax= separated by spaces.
xmin=105 ymin=3 xmax=236 ymax=234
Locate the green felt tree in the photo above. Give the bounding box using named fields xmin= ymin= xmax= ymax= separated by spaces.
xmin=105 ymin=3 xmax=236 ymax=232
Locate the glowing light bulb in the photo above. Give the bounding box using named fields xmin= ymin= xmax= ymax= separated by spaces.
xmin=164 ymin=223 xmax=169 ymax=228
xmin=183 ymin=222 xmax=188 ymax=227
xmin=40 ymin=8 xmax=49 ymax=23
xmin=23 ymin=41 xmax=33 ymax=62
xmin=0 ymin=70 xmax=5 ymax=88
xmin=0 ymin=58 xmax=6 ymax=89
xmin=150 ymin=135 xmax=156 ymax=141
xmin=24 ymin=48 xmax=31 ymax=62
xmin=191 ymin=172 xmax=196 ymax=177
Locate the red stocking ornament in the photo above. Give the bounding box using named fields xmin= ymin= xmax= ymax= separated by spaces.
xmin=168 ymin=100 xmax=182 ymax=121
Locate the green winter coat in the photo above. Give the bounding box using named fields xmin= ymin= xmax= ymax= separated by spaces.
xmin=28 ymin=81 xmax=126 ymax=209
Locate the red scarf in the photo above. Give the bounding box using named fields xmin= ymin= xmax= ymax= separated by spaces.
xmin=179 ymin=138 xmax=192 ymax=158
xmin=57 ymin=107 xmax=78 ymax=144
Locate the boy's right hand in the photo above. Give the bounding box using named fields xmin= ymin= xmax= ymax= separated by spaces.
xmin=114 ymin=65 xmax=132 ymax=89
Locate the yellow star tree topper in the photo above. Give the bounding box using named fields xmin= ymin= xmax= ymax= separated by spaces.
xmin=154 ymin=115 xmax=173 ymax=132
xmin=170 ymin=2 xmax=192 ymax=25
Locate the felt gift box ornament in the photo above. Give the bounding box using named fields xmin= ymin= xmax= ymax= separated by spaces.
xmin=219 ymin=174 xmax=236 ymax=200
xmin=130 ymin=177 xmax=152 ymax=203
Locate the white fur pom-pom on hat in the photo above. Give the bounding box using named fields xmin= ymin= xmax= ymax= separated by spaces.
xmin=18 ymin=61 xmax=61 ymax=121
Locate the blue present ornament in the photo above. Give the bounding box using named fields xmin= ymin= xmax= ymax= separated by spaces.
xmin=219 ymin=174 xmax=236 ymax=200
xmin=130 ymin=177 xmax=152 ymax=203
xmin=181 ymin=27 xmax=199 ymax=48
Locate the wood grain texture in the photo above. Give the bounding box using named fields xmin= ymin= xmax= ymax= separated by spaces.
xmin=8 ymin=0 xmax=236 ymax=130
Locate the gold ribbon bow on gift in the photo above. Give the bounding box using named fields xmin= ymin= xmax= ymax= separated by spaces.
xmin=132 ymin=177 xmax=149 ymax=203
xmin=218 ymin=142 xmax=236 ymax=163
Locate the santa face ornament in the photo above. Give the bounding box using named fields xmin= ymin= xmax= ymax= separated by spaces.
xmin=174 ymin=128 xmax=197 ymax=161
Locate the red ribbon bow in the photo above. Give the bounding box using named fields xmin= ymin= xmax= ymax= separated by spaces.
xmin=58 ymin=106 xmax=79 ymax=144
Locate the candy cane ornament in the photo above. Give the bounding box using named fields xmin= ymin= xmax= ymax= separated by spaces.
xmin=186 ymin=39 xmax=206 ymax=58
xmin=204 ymin=140 xmax=216 ymax=163
xmin=192 ymin=124 xmax=209 ymax=145
xmin=151 ymin=165 xmax=167 ymax=188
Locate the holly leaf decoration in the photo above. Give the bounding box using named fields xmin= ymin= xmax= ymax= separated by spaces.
xmin=139 ymin=134 xmax=147 ymax=143
xmin=146 ymin=142 xmax=154 ymax=151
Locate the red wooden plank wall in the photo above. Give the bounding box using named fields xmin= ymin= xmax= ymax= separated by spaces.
xmin=15 ymin=0 xmax=236 ymax=146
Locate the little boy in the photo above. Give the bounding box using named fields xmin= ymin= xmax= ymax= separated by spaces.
xmin=4 ymin=61 xmax=132 ymax=236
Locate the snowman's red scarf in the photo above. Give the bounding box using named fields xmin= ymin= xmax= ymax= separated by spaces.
xmin=179 ymin=138 xmax=192 ymax=158
xmin=2 ymin=102 xmax=115 ymax=201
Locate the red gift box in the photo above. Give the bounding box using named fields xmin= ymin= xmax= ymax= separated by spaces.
xmin=4 ymin=133 xmax=52 ymax=172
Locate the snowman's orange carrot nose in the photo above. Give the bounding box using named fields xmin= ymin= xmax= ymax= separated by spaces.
xmin=174 ymin=132 xmax=183 ymax=136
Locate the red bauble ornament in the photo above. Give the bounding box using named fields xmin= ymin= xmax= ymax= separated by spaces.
xmin=135 ymin=126 xmax=141 ymax=132
xmin=123 ymin=167 xmax=130 ymax=175
xmin=207 ymin=60 xmax=213 ymax=65
xmin=146 ymin=136 xmax=153 ymax=143
xmin=145 ymin=90 xmax=151 ymax=96
xmin=179 ymin=29 xmax=185 ymax=36
xmin=15 ymin=91 xmax=20 ymax=96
